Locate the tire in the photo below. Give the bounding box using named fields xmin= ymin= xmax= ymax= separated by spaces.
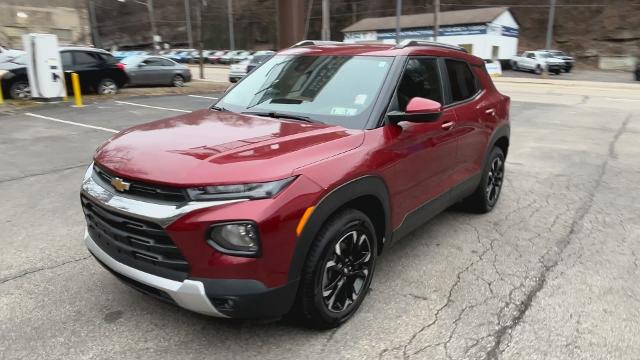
xmin=534 ymin=65 xmax=542 ymax=75
xmin=97 ymin=78 xmax=118 ymax=95
xmin=9 ymin=81 xmax=31 ymax=100
xmin=460 ymin=147 xmax=506 ymax=213
xmin=511 ymin=62 xmax=518 ymax=71
xmin=294 ymin=209 xmax=377 ymax=329
xmin=172 ymin=74 xmax=185 ymax=87
xmin=552 ymin=69 xmax=561 ymax=75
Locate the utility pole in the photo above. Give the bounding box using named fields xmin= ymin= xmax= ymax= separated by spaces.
xmin=185 ymin=0 xmax=193 ymax=48
xmin=196 ymin=1 xmax=204 ymax=79
xmin=147 ymin=0 xmax=158 ymax=53
xmin=395 ymin=0 xmax=401 ymax=43
xmin=87 ymin=0 xmax=101 ymax=48
xmin=321 ymin=0 xmax=330 ymax=41
xmin=304 ymin=0 xmax=314 ymax=39
xmin=227 ymin=0 xmax=235 ymax=50
xmin=433 ymin=0 xmax=440 ymax=42
xmin=545 ymin=0 xmax=556 ymax=49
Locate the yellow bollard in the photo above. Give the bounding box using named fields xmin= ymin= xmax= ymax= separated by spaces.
xmin=0 ymin=69 xmax=5 ymax=105
xmin=71 ymin=72 xmax=83 ymax=107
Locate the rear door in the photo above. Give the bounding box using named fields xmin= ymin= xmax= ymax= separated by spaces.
xmin=443 ymin=58 xmax=492 ymax=185
xmin=68 ymin=51 xmax=102 ymax=90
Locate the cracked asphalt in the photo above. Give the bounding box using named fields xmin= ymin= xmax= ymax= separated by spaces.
xmin=1 ymin=81 xmax=639 ymax=360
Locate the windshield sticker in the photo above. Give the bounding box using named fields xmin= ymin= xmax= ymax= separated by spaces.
xmin=354 ymin=94 xmax=367 ymax=105
xmin=331 ymin=107 xmax=358 ymax=116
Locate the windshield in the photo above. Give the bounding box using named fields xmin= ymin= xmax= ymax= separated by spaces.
xmin=216 ymin=55 xmax=393 ymax=129
xmin=540 ymin=52 xmax=551 ymax=58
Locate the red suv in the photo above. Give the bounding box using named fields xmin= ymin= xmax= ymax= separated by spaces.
xmin=81 ymin=40 xmax=510 ymax=328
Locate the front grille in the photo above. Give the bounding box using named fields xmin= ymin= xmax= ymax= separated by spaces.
xmin=93 ymin=165 xmax=188 ymax=203
xmin=82 ymin=194 xmax=189 ymax=281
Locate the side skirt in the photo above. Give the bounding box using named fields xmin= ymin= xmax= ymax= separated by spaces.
xmin=390 ymin=172 xmax=482 ymax=242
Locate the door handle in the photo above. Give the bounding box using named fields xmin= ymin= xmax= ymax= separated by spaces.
xmin=484 ymin=108 xmax=496 ymax=116
xmin=441 ymin=121 xmax=455 ymax=130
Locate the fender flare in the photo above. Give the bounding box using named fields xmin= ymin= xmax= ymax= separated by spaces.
xmin=287 ymin=175 xmax=391 ymax=281
xmin=486 ymin=123 xmax=510 ymax=161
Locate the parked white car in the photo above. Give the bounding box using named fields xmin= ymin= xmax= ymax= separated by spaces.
xmin=510 ymin=51 xmax=565 ymax=75
xmin=229 ymin=60 xmax=249 ymax=83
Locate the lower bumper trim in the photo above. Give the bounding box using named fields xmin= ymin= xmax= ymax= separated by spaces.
xmin=85 ymin=230 xmax=227 ymax=317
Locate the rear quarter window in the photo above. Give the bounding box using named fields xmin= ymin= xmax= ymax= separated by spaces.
xmin=445 ymin=59 xmax=478 ymax=103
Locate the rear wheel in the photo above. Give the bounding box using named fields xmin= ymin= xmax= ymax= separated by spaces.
xmin=511 ymin=62 xmax=518 ymax=71
xmin=9 ymin=81 xmax=30 ymax=99
xmin=295 ymin=209 xmax=377 ymax=329
xmin=172 ymin=74 xmax=185 ymax=87
xmin=97 ymin=78 xmax=118 ymax=95
xmin=460 ymin=147 xmax=505 ymax=213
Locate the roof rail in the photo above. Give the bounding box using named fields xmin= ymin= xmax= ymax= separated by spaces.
xmin=394 ymin=40 xmax=468 ymax=53
xmin=290 ymin=40 xmax=345 ymax=48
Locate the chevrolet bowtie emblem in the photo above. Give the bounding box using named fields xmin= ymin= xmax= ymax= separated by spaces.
xmin=111 ymin=177 xmax=131 ymax=192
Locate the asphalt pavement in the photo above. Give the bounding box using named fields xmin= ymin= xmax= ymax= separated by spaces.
xmin=1 ymin=81 xmax=639 ymax=360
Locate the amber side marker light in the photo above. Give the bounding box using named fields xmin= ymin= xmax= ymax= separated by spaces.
xmin=296 ymin=206 xmax=315 ymax=236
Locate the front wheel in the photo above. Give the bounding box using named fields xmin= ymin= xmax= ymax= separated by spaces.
xmin=97 ymin=78 xmax=118 ymax=95
xmin=295 ymin=209 xmax=377 ymax=329
xmin=460 ymin=147 xmax=505 ymax=213
xmin=534 ymin=65 xmax=542 ymax=75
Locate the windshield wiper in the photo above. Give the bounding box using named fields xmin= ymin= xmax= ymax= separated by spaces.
xmin=211 ymin=105 xmax=228 ymax=111
xmin=242 ymin=111 xmax=319 ymax=123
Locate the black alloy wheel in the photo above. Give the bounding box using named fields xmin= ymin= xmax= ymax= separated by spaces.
xmin=485 ymin=155 xmax=504 ymax=207
xmin=460 ymin=146 xmax=506 ymax=213
xmin=321 ymin=229 xmax=374 ymax=313
xmin=295 ymin=209 xmax=377 ymax=329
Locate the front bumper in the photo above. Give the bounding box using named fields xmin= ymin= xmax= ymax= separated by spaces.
xmin=86 ymin=230 xmax=227 ymax=317
xmin=87 ymin=229 xmax=299 ymax=318
xmin=81 ymin=164 xmax=307 ymax=318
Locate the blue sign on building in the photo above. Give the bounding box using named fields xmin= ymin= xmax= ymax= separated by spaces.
xmin=376 ymin=25 xmax=487 ymax=40
xmin=501 ymin=26 xmax=519 ymax=38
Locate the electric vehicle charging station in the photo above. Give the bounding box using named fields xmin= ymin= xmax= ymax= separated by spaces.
xmin=22 ymin=33 xmax=66 ymax=102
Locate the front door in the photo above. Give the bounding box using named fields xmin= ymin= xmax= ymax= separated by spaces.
xmin=379 ymin=57 xmax=459 ymax=229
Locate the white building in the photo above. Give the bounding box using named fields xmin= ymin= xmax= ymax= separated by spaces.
xmin=342 ymin=7 xmax=519 ymax=61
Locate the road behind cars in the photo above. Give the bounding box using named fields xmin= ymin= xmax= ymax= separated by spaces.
xmin=1 ymin=81 xmax=639 ymax=359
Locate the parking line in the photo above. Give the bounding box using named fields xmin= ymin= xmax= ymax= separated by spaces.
xmin=24 ymin=113 xmax=118 ymax=133
xmin=188 ymin=95 xmax=219 ymax=100
xmin=114 ymin=100 xmax=191 ymax=113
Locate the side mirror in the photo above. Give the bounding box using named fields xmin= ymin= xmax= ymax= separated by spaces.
xmin=387 ymin=97 xmax=443 ymax=124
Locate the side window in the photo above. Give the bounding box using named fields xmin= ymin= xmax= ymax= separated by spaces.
xmin=527 ymin=53 xmax=536 ymax=59
xmin=445 ymin=59 xmax=478 ymax=103
xmin=73 ymin=51 xmax=98 ymax=65
xmin=157 ymin=58 xmax=174 ymax=66
xmin=395 ymin=57 xmax=443 ymax=111
xmin=60 ymin=52 xmax=72 ymax=67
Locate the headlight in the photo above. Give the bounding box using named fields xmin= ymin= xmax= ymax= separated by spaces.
xmin=207 ymin=222 xmax=260 ymax=256
xmin=187 ymin=177 xmax=295 ymax=201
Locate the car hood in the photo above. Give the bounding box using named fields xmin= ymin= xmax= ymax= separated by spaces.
xmin=94 ymin=109 xmax=364 ymax=186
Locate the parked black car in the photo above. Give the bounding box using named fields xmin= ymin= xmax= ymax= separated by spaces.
xmin=538 ymin=49 xmax=575 ymax=72
xmin=1 ymin=47 xmax=129 ymax=99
